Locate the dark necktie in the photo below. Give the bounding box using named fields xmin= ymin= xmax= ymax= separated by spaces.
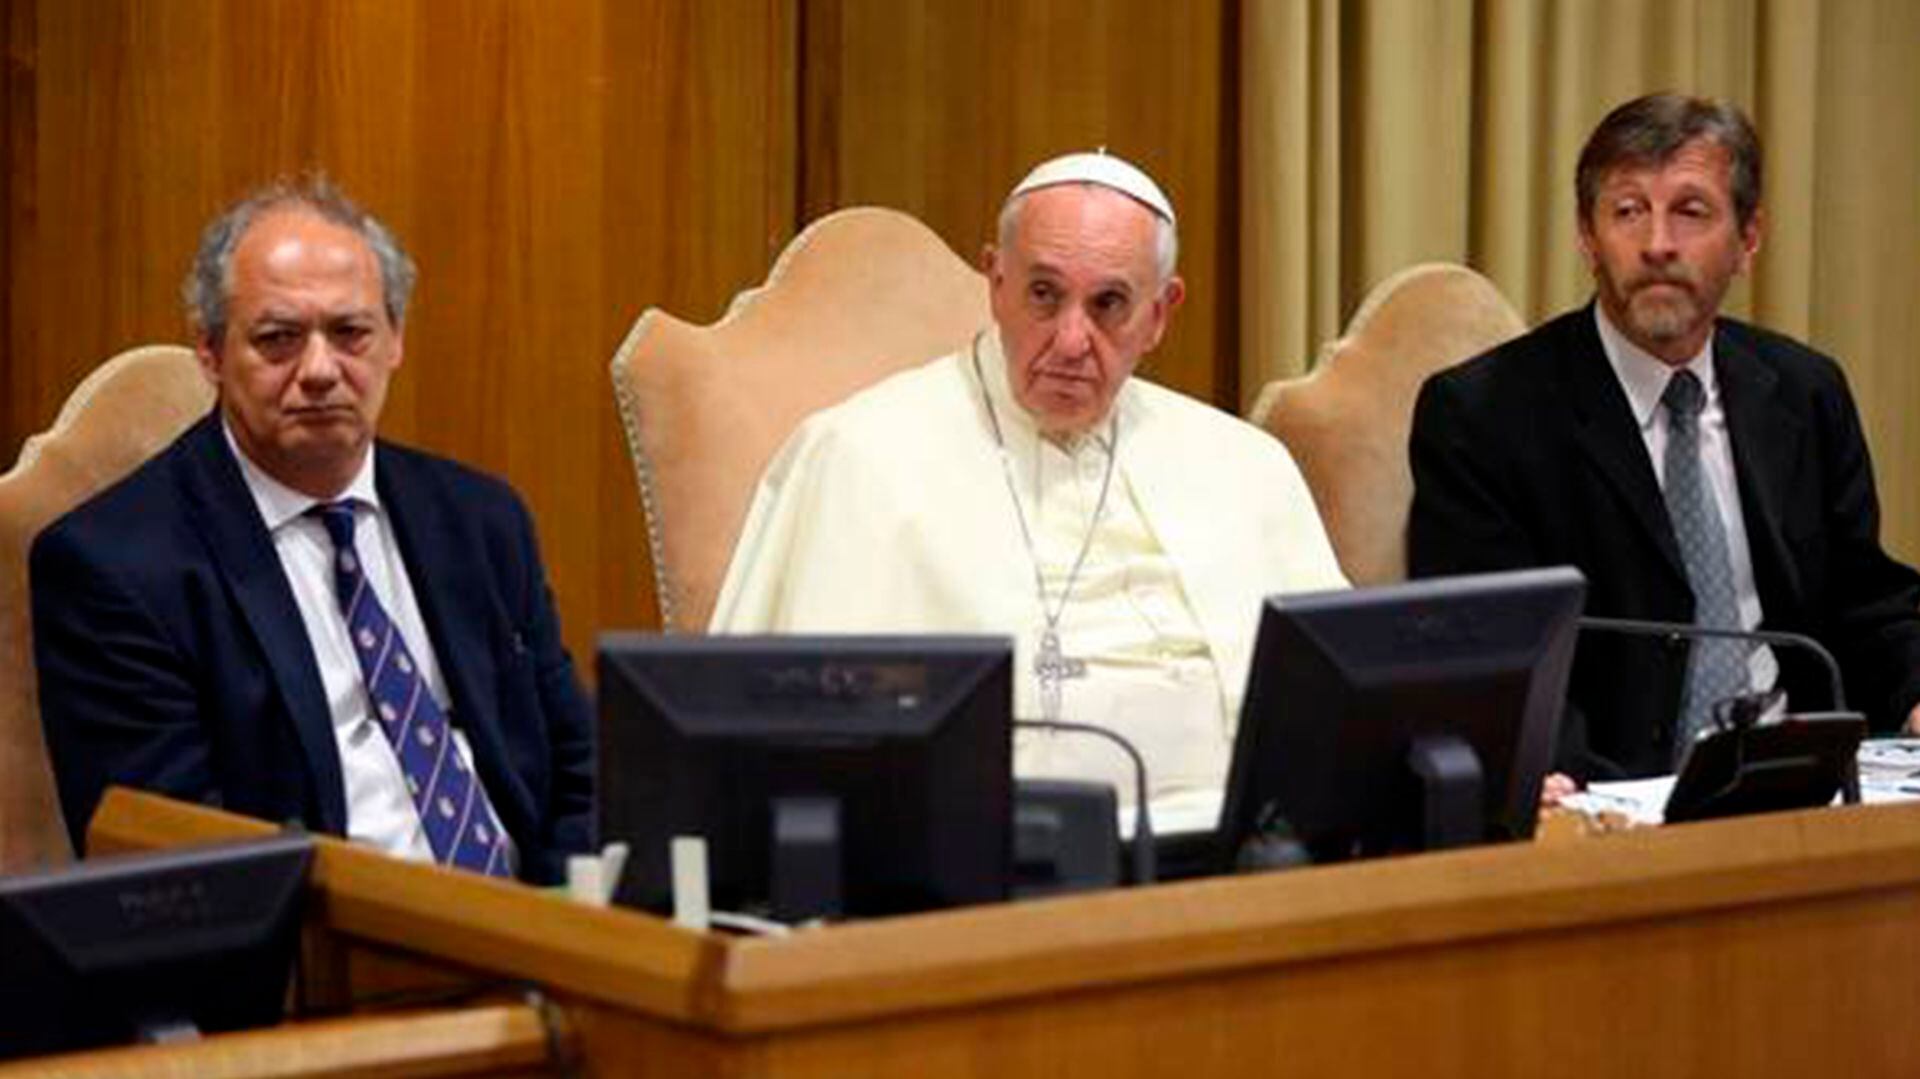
xmin=1659 ymin=370 xmax=1750 ymax=752
xmin=309 ymin=502 xmax=514 ymax=878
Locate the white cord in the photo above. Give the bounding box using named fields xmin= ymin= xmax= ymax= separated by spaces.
xmin=705 ymin=910 xmax=798 ymax=936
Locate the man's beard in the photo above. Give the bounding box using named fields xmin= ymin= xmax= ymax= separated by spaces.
xmin=1623 ymin=280 xmax=1703 ymax=344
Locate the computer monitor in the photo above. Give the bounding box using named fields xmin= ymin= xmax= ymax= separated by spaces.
xmin=1219 ymin=566 xmax=1585 ymax=868
xmin=597 ymin=634 xmax=1013 ymax=922
xmin=0 ymin=832 xmax=313 ymax=1059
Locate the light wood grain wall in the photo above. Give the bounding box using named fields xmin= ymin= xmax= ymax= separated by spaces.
xmin=801 ymin=0 xmax=1233 ymax=406
xmin=3 ymin=0 xmax=1230 ymax=659
xmin=2 ymin=0 xmax=801 ymax=665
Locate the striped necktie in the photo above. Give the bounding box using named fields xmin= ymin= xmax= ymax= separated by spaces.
xmin=309 ymin=501 xmax=515 ymax=878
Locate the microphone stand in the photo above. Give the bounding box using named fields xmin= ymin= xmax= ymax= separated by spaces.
xmin=1576 ymin=615 xmax=1862 ymax=803
xmin=1578 ymin=615 xmax=1849 ymax=712
xmin=1014 ymin=719 xmax=1156 ymax=886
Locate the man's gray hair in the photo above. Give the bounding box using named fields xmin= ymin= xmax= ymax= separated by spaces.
xmin=996 ymin=185 xmax=1180 ymax=284
xmin=183 ymin=176 xmax=417 ymax=347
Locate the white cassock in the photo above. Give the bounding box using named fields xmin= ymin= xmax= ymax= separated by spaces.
xmin=711 ymin=329 xmax=1347 ymax=807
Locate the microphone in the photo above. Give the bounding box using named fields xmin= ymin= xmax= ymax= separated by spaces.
xmin=1576 ymin=614 xmax=1862 ymax=803
xmin=1014 ymin=719 xmax=1156 ymax=886
xmin=1577 ymin=615 xmax=1848 ymax=712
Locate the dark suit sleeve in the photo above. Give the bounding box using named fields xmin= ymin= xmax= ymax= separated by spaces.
xmin=506 ymin=496 xmax=595 ymax=878
xmin=29 ymin=523 xmax=220 ymax=851
xmin=1808 ymin=366 xmax=1920 ymax=728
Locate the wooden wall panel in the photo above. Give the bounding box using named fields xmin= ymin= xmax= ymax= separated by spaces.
xmin=3 ymin=0 xmax=797 ymax=668
xmin=800 ymin=0 xmax=1234 ymax=407
xmin=1 ymin=0 xmax=11 ymax=405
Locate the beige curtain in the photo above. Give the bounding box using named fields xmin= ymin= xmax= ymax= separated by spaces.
xmin=1241 ymin=0 xmax=1920 ymax=560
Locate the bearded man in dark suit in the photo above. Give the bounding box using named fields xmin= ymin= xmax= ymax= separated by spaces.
xmin=1409 ymin=93 xmax=1920 ymax=781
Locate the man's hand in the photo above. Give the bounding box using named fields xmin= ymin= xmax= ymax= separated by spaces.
xmin=1905 ymin=703 xmax=1920 ymax=736
xmin=1540 ymin=771 xmax=1578 ymax=808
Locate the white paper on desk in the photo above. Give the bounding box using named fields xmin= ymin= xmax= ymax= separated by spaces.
xmin=1856 ymin=737 xmax=1920 ymax=804
xmin=1857 ymin=737 xmax=1920 ymax=776
xmin=1119 ymin=787 xmax=1224 ymax=840
xmin=1566 ymin=739 xmax=1920 ymax=822
xmin=1857 ymin=781 xmax=1920 ymax=805
xmin=1562 ymin=775 xmax=1676 ymax=826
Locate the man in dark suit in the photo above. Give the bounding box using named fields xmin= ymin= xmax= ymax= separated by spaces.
xmin=1408 ymin=93 xmax=1920 ymax=781
xmin=30 ymin=180 xmax=592 ymax=881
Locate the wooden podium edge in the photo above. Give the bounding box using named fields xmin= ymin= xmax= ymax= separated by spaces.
xmin=85 ymin=787 xmax=1920 ymax=1044
xmin=86 ymin=788 xmax=727 ymax=1025
xmin=711 ymin=800 xmax=1920 ymax=1032
xmin=0 ymin=1003 xmax=551 ymax=1079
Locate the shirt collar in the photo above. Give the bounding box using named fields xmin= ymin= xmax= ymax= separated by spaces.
xmin=221 ymin=417 xmax=381 ymax=532
xmin=1593 ymin=301 xmax=1719 ymax=431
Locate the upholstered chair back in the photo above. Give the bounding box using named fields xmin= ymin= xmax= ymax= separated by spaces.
xmin=611 ymin=207 xmax=991 ymax=631
xmin=0 ymin=344 xmax=214 ymax=872
xmin=1249 ymin=264 xmax=1526 ymax=586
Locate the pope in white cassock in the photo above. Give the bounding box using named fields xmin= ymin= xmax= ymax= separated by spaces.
xmin=710 ymin=152 xmax=1347 ymax=811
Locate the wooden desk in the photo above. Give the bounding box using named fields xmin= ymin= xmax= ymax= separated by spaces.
xmin=69 ymin=789 xmax=1920 ymax=1076
xmin=0 ymin=1003 xmax=552 ymax=1079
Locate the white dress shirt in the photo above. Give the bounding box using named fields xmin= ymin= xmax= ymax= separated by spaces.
xmin=1594 ymin=305 xmax=1778 ymax=696
xmin=223 ymin=423 xmax=492 ymax=861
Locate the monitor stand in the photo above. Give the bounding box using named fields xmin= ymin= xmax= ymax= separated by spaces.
xmin=771 ymin=795 xmax=843 ymax=922
xmin=1406 ymin=734 xmax=1484 ymax=851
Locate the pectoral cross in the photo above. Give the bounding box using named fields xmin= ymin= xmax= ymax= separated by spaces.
xmin=1034 ymin=627 xmax=1087 ymax=722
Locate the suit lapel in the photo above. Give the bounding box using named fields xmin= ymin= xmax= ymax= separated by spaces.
xmin=1560 ymin=310 xmax=1690 ymax=587
xmin=175 ymin=414 xmax=346 ymax=830
xmin=1718 ymin=328 xmax=1805 ymax=609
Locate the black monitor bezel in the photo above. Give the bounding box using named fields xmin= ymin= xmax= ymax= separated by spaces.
xmin=596 ymin=633 xmax=1014 ymax=920
xmin=0 ymin=832 xmax=313 ymax=1059
xmin=1218 ymin=566 xmax=1585 ymax=866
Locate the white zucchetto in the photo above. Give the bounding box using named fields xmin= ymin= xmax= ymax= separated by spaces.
xmin=1006 ymin=150 xmax=1176 ymax=226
